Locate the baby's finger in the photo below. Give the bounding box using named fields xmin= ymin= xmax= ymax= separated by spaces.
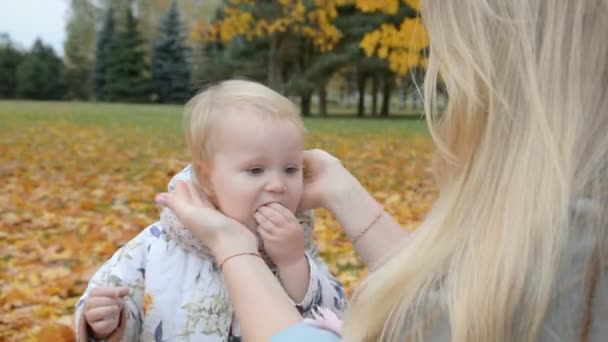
xmin=89 ymin=286 xmax=126 ymax=298
xmin=85 ymin=305 xmax=121 ymax=323
xmin=254 ymin=212 xmax=278 ymax=230
xmin=257 ymin=206 xmax=285 ymax=225
xmin=85 ymin=296 xmax=120 ymax=311
xmin=113 ymin=287 xmax=129 ymax=299
xmin=257 ymin=224 xmax=275 ymax=241
xmin=268 ymin=203 xmax=296 ymax=221
xmin=88 ymin=316 xmax=120 ymax=336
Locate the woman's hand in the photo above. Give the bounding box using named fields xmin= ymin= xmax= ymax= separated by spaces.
xmin=158 ymin=181 xmax=304 ymax=342
xmin=301 ymin=149 xmax=409 ymax=268
xmin=300 ymin=149 xmax=356 ymax=211
xmin=155 ymin=180 xmax=258 ymax=261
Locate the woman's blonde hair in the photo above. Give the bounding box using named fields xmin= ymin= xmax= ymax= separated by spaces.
xmin=183 ymin=79 xmax=304 ymax=186
xmin=344 ymin=1 xmax=608 ymax=341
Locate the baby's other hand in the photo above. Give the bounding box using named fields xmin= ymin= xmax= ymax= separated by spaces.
xmin=83 ymin=286 xmax=128 ymax=340
xmin=255 ymin=203 xmax=306 ymax=268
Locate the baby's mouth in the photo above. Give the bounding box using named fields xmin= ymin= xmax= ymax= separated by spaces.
xmin=257 ymin=201 xmax=279 ymax=210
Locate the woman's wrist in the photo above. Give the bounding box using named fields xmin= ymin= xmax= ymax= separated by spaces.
xmin=211 ymin=221 xmax=259 ymax=262
xmin=325 ymin=172 xmax=363 ymax=214
xmin=220 ymin=246 xmax=303 ymax=341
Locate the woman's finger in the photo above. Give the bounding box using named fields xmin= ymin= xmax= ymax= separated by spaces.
xmin=155 ymin=192 xmax=171 ymax=207
xmin=174 ymin=180 xmax=193 ymax=203
xmin=302 ymin=150 xmax=319 ymax=185
xmin=184 ymin=180 xmax=205 ymax=206
xmin=157 ymin=183 xmax=194 ymax=218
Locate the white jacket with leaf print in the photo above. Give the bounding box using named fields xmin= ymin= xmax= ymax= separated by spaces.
xmin=75 ymin=165 xmax=346 ymax=342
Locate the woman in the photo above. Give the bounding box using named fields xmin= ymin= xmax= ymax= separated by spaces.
xmin=156 ymin=0 xmax=607 ymax=341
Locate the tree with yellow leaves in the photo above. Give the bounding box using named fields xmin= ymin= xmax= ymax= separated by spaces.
xmin=357 ymin=0 xmax=429 ymax=75
xmin=193 ymin=0 xmax=343 ymax=91
xmin=193 ymin=0 xmax=429 ymax=115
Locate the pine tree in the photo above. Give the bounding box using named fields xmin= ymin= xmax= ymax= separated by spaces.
xmin=105 ymin=6 xmax=150 ymax=102
xmin=0 ymin=34 xmax=23 ymax=98
xmin=93 ymin=8 xmax=115 ymax=101
xmin=15 ymin=39 xmax=66 ymax=99
xmin=151 ymin=1 xmax=192 ymax=103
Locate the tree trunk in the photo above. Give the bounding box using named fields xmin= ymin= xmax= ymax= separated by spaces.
xmin=318 ymin=84 xmax=327 ymax=116
xmin=357 ymin=73 xmax=366 ymax=117
xmin=371 ymin=75 xmax=378 ymax=116
xmin=381 ymin=74 xmax=392 ymax=116
xmin=268 ymin=34 xmax=283 ymax=92
xmin=301 ymin=93 xmax=312 ymax=117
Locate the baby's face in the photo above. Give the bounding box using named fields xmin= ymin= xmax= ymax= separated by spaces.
xmin=206 ymin=109 xmax=304 ymax=231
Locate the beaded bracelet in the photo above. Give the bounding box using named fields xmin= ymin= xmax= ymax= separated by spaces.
xmin=351 ymin=207 xmax=384 ymax=244
xmin=219 ymin=252 xmax=262 ymax=271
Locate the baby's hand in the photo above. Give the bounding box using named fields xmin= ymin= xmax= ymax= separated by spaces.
xmin=255 ymin=203 xmax=305 ymax=268
xmin=83 ymin=286 xmax=129 ymax=340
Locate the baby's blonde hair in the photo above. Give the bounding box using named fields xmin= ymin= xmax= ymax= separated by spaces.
xmin=183 ymin=79 xmax=304 ymax=166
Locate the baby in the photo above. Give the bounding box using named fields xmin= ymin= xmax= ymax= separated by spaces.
xmin=75 ymin=80 xmax=346 ymax=341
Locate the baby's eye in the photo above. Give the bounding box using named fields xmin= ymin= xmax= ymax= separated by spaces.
xmin=248 ymin=167 xmax=264 ymax=175
xmin=285 ymin=167 xmax=300 ymax=175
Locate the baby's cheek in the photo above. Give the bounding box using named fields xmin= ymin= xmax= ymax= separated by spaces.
xmin=288 ymin=199 xmax=301 ymax=214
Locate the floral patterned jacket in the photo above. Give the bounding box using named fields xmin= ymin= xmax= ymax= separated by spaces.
xmin=75 ymin=165 xmax=346 ymax=341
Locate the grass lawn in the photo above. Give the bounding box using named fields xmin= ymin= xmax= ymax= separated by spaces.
xmin=0 ymin=100 xmax=428 ymax=134
xmin=0 ymin=100 xmax=435 ymax=341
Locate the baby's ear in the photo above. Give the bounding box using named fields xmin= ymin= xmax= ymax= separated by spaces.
xmin=193 ymin=160 xmax=209 ymax=178
xmin=193 ymin=161 xmax=217 ymax=203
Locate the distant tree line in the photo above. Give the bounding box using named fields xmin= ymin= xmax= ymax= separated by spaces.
xmin=0 ymin=0 xmax=430 ymax=116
